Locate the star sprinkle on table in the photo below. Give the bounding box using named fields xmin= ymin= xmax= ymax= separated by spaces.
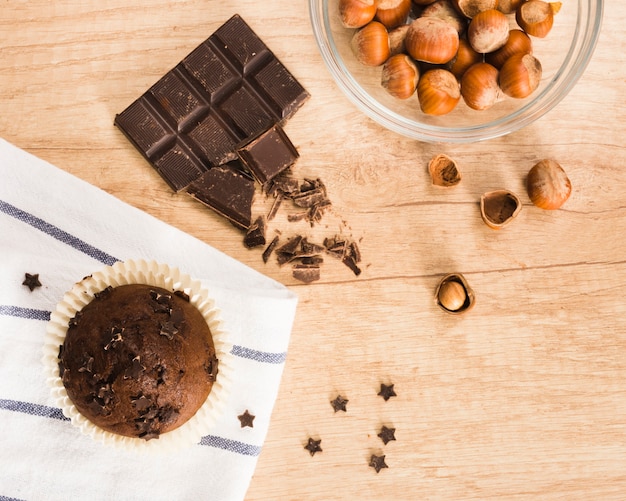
xmin=22 ymin=273 xmax=42 ymax=291
xmin=331 ymin=394 xmax=349 ymax=412
xmin=238 ymin=409 xmax=255 ymax=428
xmin=377 ymin=425 xmax=396 ymax=445
xmin=304 ymin=437 xmax=322 ymax=456
xmin=369 ymin=454 xmax=388 ymax=473
xmin=377 ymin=383 xmax=397 ymax=401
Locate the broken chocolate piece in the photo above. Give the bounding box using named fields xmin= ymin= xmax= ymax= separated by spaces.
xmin=186 ymin=160 xmax=255 ymax=229
xmin=378 ymin=383 xmax=397 ymax=401
xmin=369 ymin=454 xmax=388 ymax=473
xmin=292 ymin=264 xmax=320 ymax=284
xmin=114 ymin=14 xmax=309 ymax=194
xmin=244 ymin=216 xmax=266 ymax=248
xmin=237 ymin=125 xmax=299 ymax=184
xmin=304 ymin=437 xmax=322 ymax=456
xmin=22 ymin=273 xmax=41 ymax=291
xmin=237 ymin=409 xmax=255 ymax=428
xmin=275 ymin=235 xmax=304 ymax=265
xmin=378 ymin=425 xmax=396 ymax=445
xmin=331 ymin=395 xmax=349 ymax=413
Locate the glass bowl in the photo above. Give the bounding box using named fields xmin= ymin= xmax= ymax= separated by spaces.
xmin=309 ymin=0 xmax=603 ymax=143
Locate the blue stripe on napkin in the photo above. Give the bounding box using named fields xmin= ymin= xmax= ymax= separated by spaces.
xmin=0 ymin=199 xmax=118 ymax=266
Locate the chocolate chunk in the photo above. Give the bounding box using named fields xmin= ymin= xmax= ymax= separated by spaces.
xmin=205 ymin=354 xmax=219 ymax=381
xmin=237 ymin=125 xmax=299 ymax=184
xmin=237 ymin=409 xmax=255 ymax=428
xmin=378 ymin=425 xmax=396 ymax=445
xmin=77 ymin=354 xmax=94 ymax=373
xmin=369 ymin=454 xmax=388 ymax=473
xmin=68 ymin=311 xmax=83 ymax=328
xmin=97 ymin=384 xmax=114 ymax=405
xmin=114 ymin=14 xmax=309 ymax=193
xmin=186 ymin=160 xmax=255 ymax=229
xmin=94 ymin=286 xmax=113 ymax=299
xmin=131 ymin=394 xmax=152 ymax=413
xmin=331 ymin=395 xmax=348 ymax=412
xmin=244 ymin=216 xmax=266 ymax=248
xmin=292 ymin=264 xmax=320 ymax=284
xmin=378 ymin=383 xmax=397 ymax=401
xmin=275 ymin=235 xmax=303 ymax=265
xmin=304 ymin=437 xmax=322 ymax=457
xmin=104 ymin=327 xmax=124 ymax=350
xmin=174 ymin=290 xmax=190 ymax=302
xmin=22 ymin=273 xmax=41 ymax=291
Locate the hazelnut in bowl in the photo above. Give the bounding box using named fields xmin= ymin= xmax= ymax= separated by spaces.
xmin=309 ymin=0 xmax=603 ymax=143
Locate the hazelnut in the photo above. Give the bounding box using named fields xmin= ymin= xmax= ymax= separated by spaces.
xmin=388 ymin=24 xmax=411 ymax=55
xmin=446 ymin=38 xmax=482 ymax=79
xmin=451 ymin=0 xmax=499 ymax=18
xmin=486 ymin=29 xmax=533 ymax=69
xmin=499 ymin=53 xmax=542 ymax=99
xmin=467 ymin=9 xmax=510 ymax=54
xmin=497 ymin=0 xmax=526 ymax=14
xmin=435 ymin=273 xmax=475 ymax=314
xmin=351 ymin=21 xmax=391 ymax=66
xmin=516 ymin=0 xmax=562 ymax=38
xmin=405 ymin=16 xmax=460 ymax=64
xmin=460 ymin=62 xmax=502 ymax=111
xmin=526 ymin=159 xmax=571 ymax=209
xmin=382 ymin=54 xmax=420 ymax=99
xmin=428 ymin=153 xmax=462 ymax=187
xmin=421 ymin=0 xmax=468 ymax=34
xmin=480 ymin=189 xmax=522 ymax=229
xmin=376 ymin=0 xmax=413 ymax=28
xmin=339 ymin=0 xmax=379 ymax=28
xmin=417 ymin=69 xmax=461 ymax=115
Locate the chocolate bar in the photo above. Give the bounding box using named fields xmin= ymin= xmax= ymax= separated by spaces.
xmin=114 ymin=14 xmax=309 ymax=196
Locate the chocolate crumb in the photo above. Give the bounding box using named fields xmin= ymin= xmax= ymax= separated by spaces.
xmin=378 ymin=383 xmax=397 ymax=401
xmin=331 ymin=395 xmax=349 ymax=413
xmin=238 ymin=409 xmax=255 ymax=428
xmin=369 ymin=454 xmax=388 ymax=473
xmin=378 ymin=425 xmax=396 ymax=445
xmin=304 ymin=437 xmax=322 ymax=456
xmin=22 ymin=273 xmax=42 ymax=291
xmin=244 ymin=216 xmax=267 ymax=248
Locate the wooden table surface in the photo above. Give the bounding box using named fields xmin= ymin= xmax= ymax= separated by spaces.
xmin=2 ymin=1 xmax=626 ymax=499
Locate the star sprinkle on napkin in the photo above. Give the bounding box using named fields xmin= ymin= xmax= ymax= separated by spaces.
xmin=0 ymin=137 xmax=297 ymax=501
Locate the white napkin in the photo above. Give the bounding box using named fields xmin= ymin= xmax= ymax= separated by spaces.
xmin=0 ymin=137 xmax=297 ymax=501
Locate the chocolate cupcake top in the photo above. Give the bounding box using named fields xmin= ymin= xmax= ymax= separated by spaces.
xmin=58 ymin=283 xmax=218 ymax=441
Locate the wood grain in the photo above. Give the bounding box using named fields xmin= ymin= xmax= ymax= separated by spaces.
xmin=1 ymin=1 xmax=625 ymax=499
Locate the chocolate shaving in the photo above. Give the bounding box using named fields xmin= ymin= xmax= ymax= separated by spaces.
xmin=262 ymin=235 xmax=280 ymax=263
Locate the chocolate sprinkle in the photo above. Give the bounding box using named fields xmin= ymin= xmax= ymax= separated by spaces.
xmin=22 ymin=273 xmax=41 ymax=291
xmin=123 ymin=355 xmax=146 ymax=380
xmin=331 ymin=395 xmax=349 ymax=413
xmin=378 ymin=425 xmax=396 ymax=445
xmin=160 ymin=320 xmax=179 ymax=340
xmin=304 ymin=437 xmax=322 ymax=457
xmin=378 ymin=383 xmax=397 ymax=401
xmin=369 ymin=454 xmax=388 ymax=473
xmin=237 ymin=409 xmax=255 ymax=428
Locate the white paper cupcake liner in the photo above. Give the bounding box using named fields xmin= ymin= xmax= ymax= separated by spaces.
xmin=42 ymin=259 xmax=233 ymax=453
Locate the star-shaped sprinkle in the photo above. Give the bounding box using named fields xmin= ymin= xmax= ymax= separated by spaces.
xmin=330 ymin=394 xmax=349 ymax=412
xmin=238 ymin=410 xmax=255 ymax=428
xmin=304 ymin=437 xmax=322 ymax=456
xmin=22 ymin=273 xmax=41 ymax=291
xmin=378 ymin=383 xmax=397 ymax=401
xmin=369 ymin=454 xmax=388 ymax=473
xmin=378 ymin=425 xmax=396 ymax=445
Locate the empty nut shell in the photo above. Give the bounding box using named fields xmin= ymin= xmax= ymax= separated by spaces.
xmin=428 ymin=153 xmax=462 ymax=186
xmin=480 ymin=189 xmax=522 ymax=229
xmin=435 ymin=273 xmax=475 ymax=314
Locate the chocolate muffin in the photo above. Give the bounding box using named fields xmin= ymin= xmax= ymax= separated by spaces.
xmin=58 ymin=283 xmax=218 ymax=441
